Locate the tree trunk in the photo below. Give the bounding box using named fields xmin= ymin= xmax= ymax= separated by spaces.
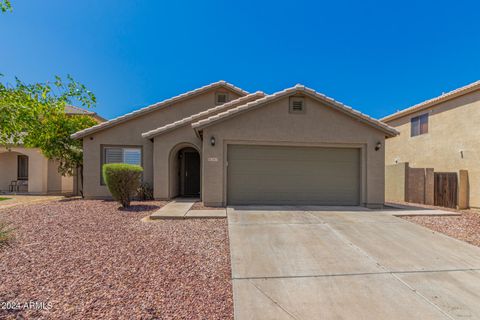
xmin=79 ymin=164 xmax=84 ymax=198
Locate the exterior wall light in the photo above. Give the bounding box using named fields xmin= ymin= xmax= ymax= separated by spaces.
xmin=210 ymin=136 xmax=216 ymax=146
xmin=375 ymin=142 xmax=382 ymax=151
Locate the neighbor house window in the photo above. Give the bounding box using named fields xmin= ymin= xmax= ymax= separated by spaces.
xmin=17 ymin=155 xmax=28 ymax=180
xmin=289 ymin=96 xmax=305 ymax=113
xmin=215 ymin=92 xmax=228 ymax=105
xmin=101 ymin=146 xmax=142 ymax=184
xmin=411 ymin=113 xmax=428 ymax=137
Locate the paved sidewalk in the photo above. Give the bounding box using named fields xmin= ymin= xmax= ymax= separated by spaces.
xmin=228 ymin=206 xmax=480 ymax=320
xmin=150 ymin=198 xmax=226 ymax=219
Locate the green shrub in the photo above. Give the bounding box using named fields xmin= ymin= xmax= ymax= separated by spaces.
xmin=102 ymin=163 xmax=143 ymax=208
xmin=0 ymin=221 xmax=14 ymax=248
xmin=137 ymin=182 xmax=154 ymax=201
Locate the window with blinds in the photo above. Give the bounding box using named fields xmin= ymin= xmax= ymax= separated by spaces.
xmin=102 ymin=146 xmax=142 ymax=184
xmin=104 ymin=147 xmax=142 ymax=165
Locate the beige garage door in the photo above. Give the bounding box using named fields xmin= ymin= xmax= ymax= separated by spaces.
xmin=227 ymin=145 xmax=360 ymax=205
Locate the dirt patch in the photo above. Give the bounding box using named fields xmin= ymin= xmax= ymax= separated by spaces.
xmin=0 ymin=199 xmax=233 ymax=319
xmin=402 ymin=209 xmax=480 ymax=247
xmin=191 ymin=202 xmax=225 ymax=211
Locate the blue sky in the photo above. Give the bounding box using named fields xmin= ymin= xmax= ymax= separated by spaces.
xmin=1 ymin=0 xmax=479 ymax=120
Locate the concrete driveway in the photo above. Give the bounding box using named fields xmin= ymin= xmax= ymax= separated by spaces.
xmin=227 ymin=206 xmax=480 ymax=320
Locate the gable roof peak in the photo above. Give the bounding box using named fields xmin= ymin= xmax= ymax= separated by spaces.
xmin=294 ymin=84 xmax=306 ymax=90
xmin=71 ymin=80 xmax=248 ymax=139
xmin=192 ymin=85 xmax=398 ymax=137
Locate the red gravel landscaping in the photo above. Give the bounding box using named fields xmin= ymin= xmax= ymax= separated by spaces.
xmin=402 ymin=209 xmax=480 ymax=248
xmin=0 ymin=199 xmax=233 ymax=319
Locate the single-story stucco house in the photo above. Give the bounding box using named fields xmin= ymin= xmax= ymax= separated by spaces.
xmin=72 ymin=81 xmax=398 ymax=208
xmin=382 ymin=80 xmax=480 ymax=209
xmin=0 ymin=106 xmax=105 ymax=194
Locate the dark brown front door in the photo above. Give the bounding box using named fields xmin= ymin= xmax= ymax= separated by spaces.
xmin=183 ymin=151 xmax=200 ymax=196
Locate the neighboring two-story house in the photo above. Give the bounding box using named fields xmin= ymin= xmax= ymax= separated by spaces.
xmin=382 ymin=80 xmax=480 ymax=209
xmin=0 ymin=106 xmax=104 ymax=195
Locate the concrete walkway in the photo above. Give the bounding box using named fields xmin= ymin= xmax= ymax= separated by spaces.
xmin=228 ymin=206 xmax=480 ymax=320
xmin=150 ymin=198 xmax=226 ymax=219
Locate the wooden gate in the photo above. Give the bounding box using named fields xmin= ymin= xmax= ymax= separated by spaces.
xmin=434 ymin=172 xmax=458 ymax=208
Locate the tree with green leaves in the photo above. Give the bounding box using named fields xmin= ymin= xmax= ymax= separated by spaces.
xmin=1 ymin=2 xmax=98 ymax=195
xmin=0 ymin=0 xmax=12 ymax=13
xmin=0 ymin=74 xmax=98 ymax=195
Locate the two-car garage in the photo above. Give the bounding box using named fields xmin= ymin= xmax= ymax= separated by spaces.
xmin=227 ymin=145 xmax=361 ymax=205
xmin=194 ymin=85 xmax=398 ymax=208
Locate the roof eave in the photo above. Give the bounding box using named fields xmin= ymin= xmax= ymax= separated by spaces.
xmin=71 ymin=81 xmax=249 ymax=139
xmin=381 ymin=80 xmax=480 ymax=123
xmin=141 ymin=91 xmax=265 ymax=139
xmin=192 ymin=85 xmax=399 ymax=137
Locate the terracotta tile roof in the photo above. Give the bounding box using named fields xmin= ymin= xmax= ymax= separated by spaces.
xmin=141 ymin=92 xmax=265 ymax=139
xmin=71 ymin=81 xmax=248 ymax=139
xmin=381 ymin=80 xmax=480 ymax=122
xmin=65 ymin=105 xmax=95 ymax=115
xmin=65 ymin=105 xmax=106 ymax=122
xmin=192 ymin=84 xmax=398 ymax=137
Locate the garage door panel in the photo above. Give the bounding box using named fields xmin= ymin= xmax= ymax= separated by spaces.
xmin=227 ymin=145 xmax=360 ymax=205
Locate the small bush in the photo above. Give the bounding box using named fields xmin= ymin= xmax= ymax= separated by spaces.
xmin=103 ymin=163 xmax=143 ymax=208
xmin=0 ymin=221 xmax=14 ymax=248
xmin=137 ymin=182 xmax=154 ymax=201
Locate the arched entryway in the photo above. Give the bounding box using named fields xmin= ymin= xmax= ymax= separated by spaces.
xmin=170 ymin=145 xmax=201 ymax=198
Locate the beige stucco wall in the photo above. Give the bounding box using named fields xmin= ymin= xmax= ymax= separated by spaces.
xmin=384 ymin=90 xmax=480 ymax=207
xmin=47 ymin=159 xmax=74 ymax=193
xmin=200 ymin=95 xmax=387 ymax=207
xmin=0 ymin=147 xmax=73 ymax=194
xmin=385 ymin=163 xmax=407 ymax=203
xmin=82 ymin=88 xmax=241 ymax=198
xmin=0 ymin=151 xmax=19 ymax=191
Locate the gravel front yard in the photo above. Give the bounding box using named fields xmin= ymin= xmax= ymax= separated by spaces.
xmin=0 ymin=199 xmax=233 ymax=319
xmin=402 ymin=210 xmax=480 ymax=247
